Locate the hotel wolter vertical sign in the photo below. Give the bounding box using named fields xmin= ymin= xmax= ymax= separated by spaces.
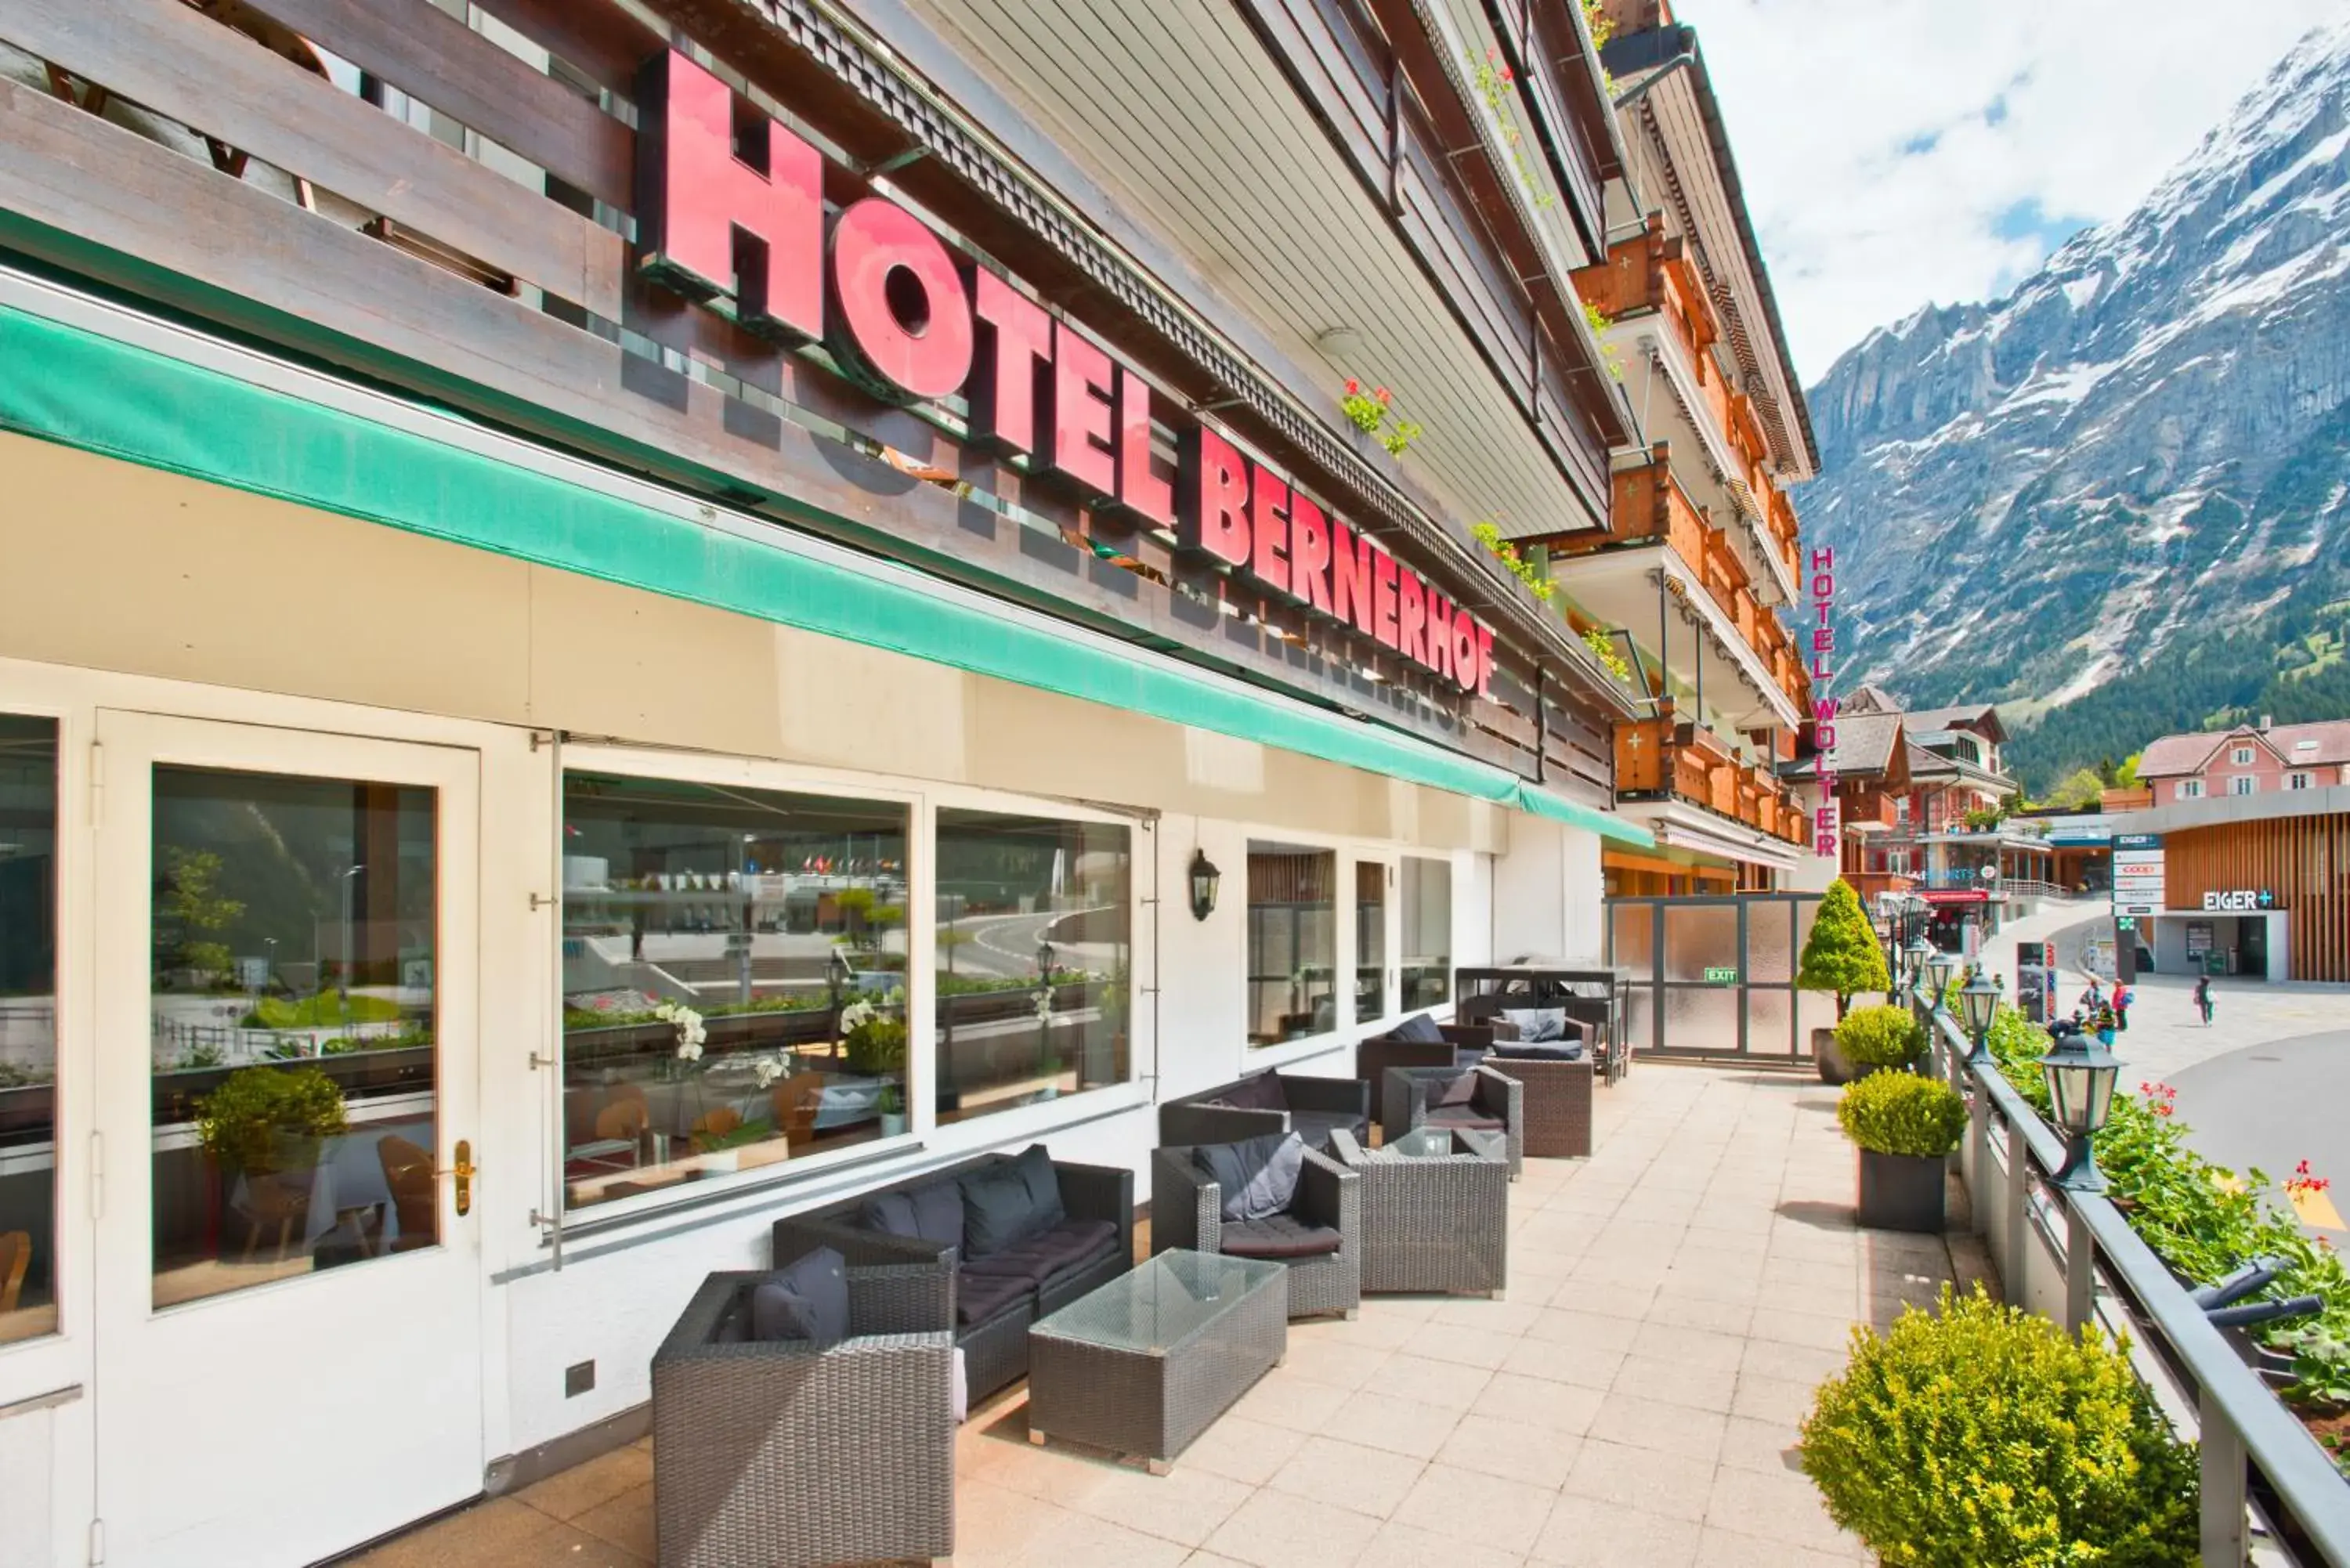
xmin=634 ymin=52 xmax=1497 ymax=696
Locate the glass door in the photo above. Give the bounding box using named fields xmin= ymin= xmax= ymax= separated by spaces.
xmin=91 ymin=712 xmax=483 ymax=1568
xmin=1352 ymin=856 xmax=1397 ymax=1028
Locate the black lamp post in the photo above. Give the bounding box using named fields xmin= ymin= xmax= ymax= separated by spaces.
xmin=1923 ymin=949 xmax=1957 ymax=1018
xmin=1188 ymin=849 xmax=1220 ymax=922
xmin=1904 ymin=935 xmax=1932 ymax=1007
xmin=1956 ymin=970 xmax=2000 ymax=1066
xmin=2037 ymin=1024 xmax=2123 ymax=1192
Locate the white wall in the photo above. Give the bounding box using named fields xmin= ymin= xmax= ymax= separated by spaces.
xmin=1489 ymin=817 xmax=1606 ymax=963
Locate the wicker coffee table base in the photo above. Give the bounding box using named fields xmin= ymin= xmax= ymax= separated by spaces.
xmin=1026 ymin=1255 xmax=1288 ymax=1473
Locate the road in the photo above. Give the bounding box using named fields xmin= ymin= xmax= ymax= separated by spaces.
xmin=1973 ymin=898 xmax=2348 ymax=1242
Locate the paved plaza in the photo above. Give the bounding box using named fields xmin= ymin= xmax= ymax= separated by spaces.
xmin=349 ymin=1063 xmax=1990 ymax=1568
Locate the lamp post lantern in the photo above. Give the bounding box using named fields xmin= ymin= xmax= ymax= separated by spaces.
xmin=2037 ymin=1023 xmax=2122 ymax=1191
xmin=1922 ymin=948 xmax=1957 ymax=1019
xmin=1956 ymin=970 xmax=2000 ymax=1065
xmin=1904 ymin=935 xmax=1933 ymax=1008
xmin=1188 ymin=849 xmax=1220 ymax=923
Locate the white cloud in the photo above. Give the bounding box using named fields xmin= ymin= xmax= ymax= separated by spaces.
xmin=1679 ymin=0 xmax=2347 ymax=383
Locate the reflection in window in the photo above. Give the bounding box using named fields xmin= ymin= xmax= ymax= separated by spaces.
xmin=560 ymin=773 xmax=910 ymax=1211
xmin=935 ymin=810 xmax=1130 ymax=1125
xmin=1246 ymin=844 xmax=1334 ymax=1046
xmin=1354 ymin=862 xmax=1386 ymax=1024
xmin=1401 ymin=857 xmax=1453 ymax=1010
xmin=0 ymin=718 xmax=56 ymax=1342
xmin=150 ymin=766 xmax=439 ymax=1309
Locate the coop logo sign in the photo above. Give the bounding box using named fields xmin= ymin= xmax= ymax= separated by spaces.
xmin=634 ymin=52 xmax=1495 ymax=695
xmin=1806 ymin=546 xmax=1839 ymax=856
xmin=2202 ymin=889 xmax=2277 ymax=912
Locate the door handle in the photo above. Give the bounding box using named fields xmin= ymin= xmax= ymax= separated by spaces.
xmin=439 ymin=1139 xmax=475 ymax=1216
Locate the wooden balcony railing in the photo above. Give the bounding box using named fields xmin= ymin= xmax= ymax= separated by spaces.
xmin=1844 ymin=789 xmax=1901 ymax=830
xmin=1614 ymin=714 xmax=1811 ymax=847
xmin=1553 ymin=449 xmax=1809 ymax=712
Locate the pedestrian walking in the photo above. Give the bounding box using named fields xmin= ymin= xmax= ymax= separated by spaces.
xmin=2079 ymin=978 xmax=2104 ymax=1011
xmin=2194 ymin=975 xmax=2214 ymax=1027
xmin=2113 ymin=984 xmax=2132 ymax=1033
xmin=2093 ymin=1003 xmax=2117 ymax=1047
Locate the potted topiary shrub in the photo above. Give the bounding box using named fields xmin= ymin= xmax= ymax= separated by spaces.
xmin=1836 ymin=1070 xmax=1965 ymax=1233
xmin=193 ymin=1064 xmax=349 ymax=1262
xmin=1800 ymin=1284 xmax=2199 ymax=1565
xmin=1833 ymin=1004 xmax=1925 ymax=1081
xmin=1799 ymin=879 xmax=1890 ymax=1084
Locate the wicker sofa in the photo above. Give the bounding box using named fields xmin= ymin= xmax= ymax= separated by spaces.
xmin=771 ymin=1145 xmax=1133 ymax=1407
xmin=1159 ymin=1068 xmax=1372 ymax=1154
xmin=1151 ymin=1141 xmax=1361 ymax=1321
xmin=1354 ymin=1010 xmax=1514 ymax=1092
xmin=1380 ymin=1064 xmax=1524 ymax=1177
xmin=652 ymin=1256 xmax=955 ymax=1567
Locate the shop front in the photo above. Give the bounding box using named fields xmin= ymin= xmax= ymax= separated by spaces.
xmin=0 ymin=1 xmax=1649 ymax=1559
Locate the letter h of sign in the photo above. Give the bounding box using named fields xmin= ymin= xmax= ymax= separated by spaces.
xmin=635 ymin=52 xmax=823 ymax=344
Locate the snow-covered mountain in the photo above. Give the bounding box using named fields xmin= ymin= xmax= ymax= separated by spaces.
xmin=1803 ymin=23 xmax=2350 ymax=787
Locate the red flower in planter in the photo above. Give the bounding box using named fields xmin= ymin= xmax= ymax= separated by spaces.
xmin=2287 ymin=1158 xmax=2332 ymax=1199
xmin=1343 ymin=376 xmax=1360 ymax=396
xmin=1373 ymin=385 xmax=1392 ymax=406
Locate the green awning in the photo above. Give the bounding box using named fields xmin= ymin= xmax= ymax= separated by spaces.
xmin=1514 ymin=782 xmax=1649 ymax=844
xmin=0 ymin=300 xmax=1650 ymax=846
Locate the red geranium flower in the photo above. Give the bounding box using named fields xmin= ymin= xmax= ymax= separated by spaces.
xmin=1343 ymin=377 xmax=1361 ymax=396
xmin=1373 ymin=386 xmax=1392 ymax=406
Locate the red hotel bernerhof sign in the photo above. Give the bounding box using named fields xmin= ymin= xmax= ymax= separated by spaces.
xmin=635 ymin=52 xmax=1497 ymax=696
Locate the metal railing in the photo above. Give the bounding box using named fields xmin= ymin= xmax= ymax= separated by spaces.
xmin=1918 ymin=1005 xmax=2350 ymax=1565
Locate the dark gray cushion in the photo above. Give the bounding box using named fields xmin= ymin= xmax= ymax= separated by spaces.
xmin=1390 ymin=1012 xmax=1445 ymax=1044
xmin=1500 ymin=1006 xmax=1567 ymax=1043
xmin=1434 ymin=1070 xmax=1482 ymax=1107
xmin=1218 ymin=1072 xmax=1285 ymax=1112
xmin=1195 ymin=1131 xmax=1306 ymax=1223
xmin=1010 ymin=1144 xmax=1067 ymax=1233
xmin=754 ymin=1245 xmax=848 ymax=1345
xmin=1220 ymin=1213 xmax=1343 ymax=1259
xmin=958 ymin=1161 xmax=1051 ymax=1257
xmin=954 ymin=1266 xmax=1031 ymax=1326
xmin=1288 ymin=1108 xmax=1371 ymax=1154
xmin=960 ymin=1219 xmax=1118 ymax=1285
xmin=1492 ymin=1042 xmax=1585 ymax=1063
xmin=860 ymin=1180 xmax=964 ymax=1250
xmin=1427 ymin=1108 xmax=1505 ymax=1131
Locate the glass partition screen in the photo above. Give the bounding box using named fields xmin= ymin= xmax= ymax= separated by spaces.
xmin=560 ymin=772 xmax=909 ymax=1210
xmin=934 ymin=809 xmax=1130 ymax=1125
xmin=0 ymin=717 xmax=56 ymax=1342
xmin=1246 ymin=844 xmax=1334 ymax=1046
xmin=1399 ymin=857 xmax=1452 ymax=1010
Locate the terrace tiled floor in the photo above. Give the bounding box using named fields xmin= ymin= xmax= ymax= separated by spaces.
xmin=351 ymin=1062 xmax=1994 ymax=1567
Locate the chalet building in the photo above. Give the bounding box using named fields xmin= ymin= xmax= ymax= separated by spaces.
xmin=1790 ymin=686 xmax=2052 ymax=952
xmin=1513 ymin=1 xmax=1820 ymax=897
xmin=2137 ymin=717 xmax=2350 ymax=804
xmin=0 ymin=2 xmax=1745 ymax=1563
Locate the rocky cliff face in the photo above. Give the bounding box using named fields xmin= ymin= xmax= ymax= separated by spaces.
xmin=1802 ymin=24 xmax=2350 ymax=785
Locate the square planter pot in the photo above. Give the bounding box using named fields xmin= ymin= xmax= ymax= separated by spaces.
xmin=1856 ymin=1148 xmax=1946 ymax=1234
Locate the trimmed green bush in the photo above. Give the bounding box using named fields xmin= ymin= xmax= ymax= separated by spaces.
xmin=1835 ymin=1003 xmax=1925 ymax=1068
xmin=1799 ymin=1285 xmax=2199 ymax=1566
xmin=1798 ymin=878 xmax=1889 ymax=1019
xmin=1836 ymin=1071 xmax=1965 ymax=1158
xmin=193 ymin=1064 xmax=349 ymax=1176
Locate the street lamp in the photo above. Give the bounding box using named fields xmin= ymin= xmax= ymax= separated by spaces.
xmin=1956 ymin=970 xmax=2000 ymax=1065
xmin=1904 ymin=935 xmax=1932 ymax=1005
xmin=1922 ymin=948 xmax=1958 ymax=1015
xmin=338 ymin=863 xmax=366 ymax=1032
xmin=2037 ymin=1021 xmax=2122 ymax=1192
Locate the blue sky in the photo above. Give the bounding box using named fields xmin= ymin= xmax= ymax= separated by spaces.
xmin=1680 ymin=0 xmax=2347 ymax=383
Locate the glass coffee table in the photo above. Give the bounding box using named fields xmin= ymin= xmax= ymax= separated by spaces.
xmin=1026 ymin=1248 xmax=1288 ymax=1474
xmin=1330 ymin=1127 xmax=1510 ymax=1297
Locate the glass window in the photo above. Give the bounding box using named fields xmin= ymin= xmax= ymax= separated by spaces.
xmin=1352 ymin=861 xmax=1386 ymax=1024
xmin=0 ymin=717 xmax=56 ymax=1342
xmin=934 ymin=808 xmax=1130 ymax=1125
xmin=2290 ymin=772 xmax=2311 ymax=791
xmin=559 ymin=772 xmax=909 ymax=1211
xmin=150 ymin=765 xmax=437 ymax=1309
xmin=2180 ymin=780 xmax=2204 ymax=799
xmin=1399 ymin=857 xmax=1452 ymax=1009
xmin=2232 ymin=748 xmax=2255 ymax=765
xmin=2231 ymin=776 xmax=2258 ymax=797
xmin=1246 ymin=844 xmax=1334 ymax=1046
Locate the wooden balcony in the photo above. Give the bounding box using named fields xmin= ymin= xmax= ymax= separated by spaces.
xmin=1848 ymin=870 xmax=1921 ymax=903
xmin=1843 ymin=789 xmax=1901 ymax=830
xmin=1614 ymin=714 xmax=1811 ymax=847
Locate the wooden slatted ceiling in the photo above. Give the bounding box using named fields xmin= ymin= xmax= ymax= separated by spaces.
xmin=906 ymin=0 xmax=1594 ymax=541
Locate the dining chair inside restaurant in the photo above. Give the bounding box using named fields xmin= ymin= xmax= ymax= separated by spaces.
xmin=0 ymin=1230 xmax=27 ymax=1313
xmin=377 ymin=1135 xmax=438 ymax=1252
xmin=595 ymin=1097 xmax=649 ymax=1143
xmin=689 ymin=1107 xmax=742 ymax=1141
xmin=778 ymin=1073 xmax=829 ymax=1145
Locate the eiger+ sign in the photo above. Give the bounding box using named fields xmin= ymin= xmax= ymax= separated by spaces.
xmin=634 ymin=52 xmax=1495 ymax=695
xmin=2201 ymin=890 xmax=2276 ymax=912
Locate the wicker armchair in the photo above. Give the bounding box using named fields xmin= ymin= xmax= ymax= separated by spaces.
xmin=652 ymin=1257 xmax=955 ymax=1568
xmin=1381 ymin=1064 xmax=1524 ymax=1178
xmin=1481 ymin=1050 xmax=1595 ymax=1158
xmin=1327 ymin=1127 xmax=1508 ymax=1296
xmin=1354 ymin=1018 xmax=1512 ymax=1093
xmin=1151 ymin=1143 xmax=1361 ymax=1321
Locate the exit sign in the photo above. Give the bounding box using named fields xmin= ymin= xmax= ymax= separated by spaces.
xmin=1704 ymin=966 xmax=1739 ymax=985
